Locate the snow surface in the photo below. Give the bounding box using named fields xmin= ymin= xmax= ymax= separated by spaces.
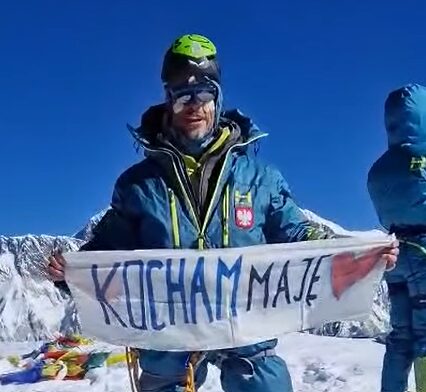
xmin=0 ymin=333 xmax=415 ymax=391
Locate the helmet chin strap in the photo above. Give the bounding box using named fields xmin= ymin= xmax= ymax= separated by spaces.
xmin=209 ymin=79 xmax=223 ymax=128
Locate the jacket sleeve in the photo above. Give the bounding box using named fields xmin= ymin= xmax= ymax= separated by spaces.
xmin=264 ymin=168 xmax=336 ymax=243
xmin=55 ymin=174 xmax=140 ymax=294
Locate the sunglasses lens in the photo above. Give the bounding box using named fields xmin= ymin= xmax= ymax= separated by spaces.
xmin=169 ymin=83 xmax=216 ymax=107
xmin=174 ymin=94 xmax=192 ymax=105
xmin=196 ymin=91 xmax=215 ymax=102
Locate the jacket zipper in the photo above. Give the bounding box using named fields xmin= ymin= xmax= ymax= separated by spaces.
xmin=143 ymin=133 xmax=267 ymax=249
xmin=167 ymin=188 xmax=181 ymax=248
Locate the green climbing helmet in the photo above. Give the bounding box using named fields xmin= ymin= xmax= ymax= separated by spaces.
xmin=161 ymin=34 xmax=221 ymax=86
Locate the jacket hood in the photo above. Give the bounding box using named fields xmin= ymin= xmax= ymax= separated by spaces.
xmin=127 ymin=104 xmax=266 ymax=150
xmin=385 ymin=83 xmax=426 ymax=154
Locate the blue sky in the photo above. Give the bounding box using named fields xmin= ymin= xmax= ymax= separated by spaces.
xmin=1 ymin=0 xmax=426 ymax=236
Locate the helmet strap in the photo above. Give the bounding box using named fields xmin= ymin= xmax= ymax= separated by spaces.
xmin=210 ymin=79 xmax=223 ymax=128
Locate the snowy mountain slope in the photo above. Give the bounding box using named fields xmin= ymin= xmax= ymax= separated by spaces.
xmin=301 ymin=210 xmax=386 ymax=239
xmin=0 ymin=235 xmax=83 ymax=341
xmin=0 ymin=333 xmax=414 ymax=392
xmin=73 ymin=209 xmax=109 ymax=241
xmin=0 ymin=209 xmax=390 ymax=341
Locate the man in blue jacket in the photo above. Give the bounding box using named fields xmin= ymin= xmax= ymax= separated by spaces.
xmin=50 ymin=34 xmax=398 ymax=392
xmin=368 ymin=83 xmax=426 ymax=392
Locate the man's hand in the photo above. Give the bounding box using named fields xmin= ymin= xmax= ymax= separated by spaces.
xmin=331 ymin=240 xmax=399 ymax=299
xmin=48 ymin=252 xmax=66 ymax=282
xmin=381 ymin=240 xmax=399 ymax=271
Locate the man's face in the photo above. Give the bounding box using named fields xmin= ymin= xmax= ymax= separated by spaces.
xmin=167 ymin=78 xmax=217 ymax=140
xmin=171 ymin=100 xmax=215 ymax=140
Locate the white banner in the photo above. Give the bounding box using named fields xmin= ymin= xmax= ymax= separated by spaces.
xmin=64 ymin=236 xmax=393 ymax=351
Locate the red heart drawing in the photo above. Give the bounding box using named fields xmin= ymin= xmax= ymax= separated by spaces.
xmin=331 ymin=247 xmax=385 ymax=300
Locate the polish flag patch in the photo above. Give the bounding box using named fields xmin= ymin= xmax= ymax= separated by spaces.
xmin=235 ymin=206 xmax=254 ymax=229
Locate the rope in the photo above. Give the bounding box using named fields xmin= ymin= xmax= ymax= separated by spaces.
xmin=400 ymin=239 xmax=426 ymax=256
xmin=184 ymin=362 xmax=196 ymax=392
xmin=126 ymin=347 xmax=140 ymax=392
xmin=184 ymin=352 xmax=202 ymax=392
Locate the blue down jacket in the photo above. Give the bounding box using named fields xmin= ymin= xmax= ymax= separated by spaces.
xmin=81 ymin=107 xmax=324 ymax=253
xmin=368 ymin=84 xmax=426 ymax=235
xmin=71 ymin=106 xmax=329 ymax=358
xmin=368 ymin=83 xmax=426 ymax=392
xmin=60 ymin=106 xmax=332 ymax=392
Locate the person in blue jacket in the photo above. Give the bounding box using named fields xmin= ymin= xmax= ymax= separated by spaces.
xmin=50 ymin=34 xmax=398 ymax=392
xmin=368 ymin=83 xmax=426 ymax=392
